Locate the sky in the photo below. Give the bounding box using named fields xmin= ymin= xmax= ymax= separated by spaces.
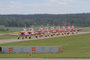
xmin=0 ymin=0 xmax=90 ymax=14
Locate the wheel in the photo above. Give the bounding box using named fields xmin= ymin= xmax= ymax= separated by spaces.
xmin=29 ymin=37 xmax=31 ymax=39
xmin=18 ymin=37 xmax=20 ymax=39
xmin=51 ymin=35 xmax=53 ymax=36
xmin=25 ymin=36 xmax=27 ymax=39
xmin=35 ymin=36 xmax=38 ymax=38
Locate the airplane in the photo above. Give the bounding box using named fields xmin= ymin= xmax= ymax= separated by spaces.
xmin=50 ymin=27 xmax=55 ymax=33
xmin=17 ymin=24 xmax=80 ymax=39
xmin=38 ymin=27 xmax=44 ymax=34
xmin=56 ymin=26 xmax=60 ymax=32
xmin=18 ymin=28 xmax=29 ymax=39
xmin=44 ymin=27 xmax=50 ymax=37
xmin=28 ymin=28 xmax=35 ymax=39
xmin=71 ymin=24 xmax=79 ymax=34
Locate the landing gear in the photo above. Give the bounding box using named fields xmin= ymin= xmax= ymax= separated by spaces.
xmin=17 ymin=35 xmax=20 ymax=39
xmin=45 ymin=35 xmax=47 ymax=37
xmin=51 ymin=35 xmax=53 ymax=36
xmin=25 ymin=36 xmax=27 ymax=39
xmin=29 ymin=37 xmax=31 ymax=39
xmin=35 ymin=36 xmax=38 ymax=38
xmin=18 ymin=37 xmax=20 ymax=39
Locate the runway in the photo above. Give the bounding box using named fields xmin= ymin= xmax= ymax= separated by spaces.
xmin=0 ymin=32 xmax=90 ymax=44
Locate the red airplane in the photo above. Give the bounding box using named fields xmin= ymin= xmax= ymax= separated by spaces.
xmin=56 ymin=26 xmax=60 ymax=32
xmin=38 ymin=27 xmax=44 ymax=34
xmin=18 ymin=28 xmax=28 ymax=39
xmin=28 ymin=28 xmax=35 ymax=35
xmin=44 ymin=27 xmax=49 ymax=33
xmin=66 ymin=26 xmax=71 ymax=31
xmin=61 ymin=26 xmax=66 ymax=32
xmin=50 ymin=27 xmax=55 ymax=33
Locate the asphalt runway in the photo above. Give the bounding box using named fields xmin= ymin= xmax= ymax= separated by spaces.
xmin=0 ymin=32 xmax=90 ymax=44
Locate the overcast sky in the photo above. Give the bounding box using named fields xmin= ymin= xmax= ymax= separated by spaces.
xmin=0 ymin=0 xmax=90 ymax=14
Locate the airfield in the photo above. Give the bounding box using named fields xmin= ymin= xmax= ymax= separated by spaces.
xmin=0 ymin=32 xmax=90 ymax=44
xmin=0 ymin=29 xmax=90 ymax=59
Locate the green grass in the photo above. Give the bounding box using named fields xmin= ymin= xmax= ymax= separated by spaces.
xmin=0 ymin=26 xmax=90 ymax=34
xmin=0 ymin=35 xmax=17 ymax=40
xmin=0 ymin=25 xmax=90 ymax=33
xmin=0 ymin=34 xmax=90 ymax=58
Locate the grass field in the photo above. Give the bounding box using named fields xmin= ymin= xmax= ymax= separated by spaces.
xmin=0 ymin=25 xmax=90 ymax=33
xmin=0 ymin=35 xmax=16 ymax=40
xmin=0 ymin=34 xmax=90 ymax=58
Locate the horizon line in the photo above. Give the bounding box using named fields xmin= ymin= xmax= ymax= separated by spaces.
xmin=0 ymin=12 xmax=90 ymax=15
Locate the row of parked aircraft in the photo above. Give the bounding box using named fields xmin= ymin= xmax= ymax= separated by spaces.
xmin=18 ymin=24 xmax=79 ymax=39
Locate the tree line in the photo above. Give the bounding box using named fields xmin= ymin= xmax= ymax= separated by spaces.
xmin=0 ymin=13 xmax=90 ymax=27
